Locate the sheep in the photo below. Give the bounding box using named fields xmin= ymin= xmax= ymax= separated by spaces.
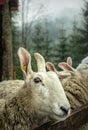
xmin=46 ymin=57 xmax=88 ymax=130
xmin=46 ymin=57 xmax=72 ymax=83
xmin=0 ymin=47 xmax=70 ymax=130
xmin=46 ymin=58 xmax=88 ymax=109
xmin=81 ymin=56 xmax=88 ymax=64
xmin=77 ymin=56 xmax=88 ymax=71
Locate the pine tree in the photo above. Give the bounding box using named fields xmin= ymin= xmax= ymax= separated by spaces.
xmin=30 ymin=20 xmax=53 ymax=70
xmin=41 ymin=20 xmax=53 ymax=61
xmin=69 ymin=1 xmax=88 ymax=67
xmin=77 ymin=0 xmax=88 ymax=58
xmin=69 ymin=19 xmax=82 ymax=67
xmin=53 ymin=24 xmax=69 ymax=67
xmin=31 ymin=22 xmax=45 ymax=53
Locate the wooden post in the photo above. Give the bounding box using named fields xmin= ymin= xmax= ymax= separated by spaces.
xmin=2 ymin=1 xmax=13 ymax=80
xmin=0 ymin=5 xmax=3 ymax=81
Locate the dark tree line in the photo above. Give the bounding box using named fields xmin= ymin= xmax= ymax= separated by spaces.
xmin=12 ymin=0 xmax=88 ymax=79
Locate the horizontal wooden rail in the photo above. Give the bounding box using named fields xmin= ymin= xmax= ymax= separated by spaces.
xmin=35 ymin=104 xmax=88 ymax=130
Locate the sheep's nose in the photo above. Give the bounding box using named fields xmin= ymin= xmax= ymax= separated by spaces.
xmin=60 ymin=106 xmax=70 ymax=115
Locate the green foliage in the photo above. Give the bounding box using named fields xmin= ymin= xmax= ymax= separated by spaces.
xmin=68 ymin=20 xmax=82 ymax=67
xmin=78 ymin=0 xmax=88 ymax=57
xmin=68 ymin=0 xmax=88 ymax=67
xmin=11 ymin=0 xmax=88 ymax=75
xmin=52 ymin=25 xmax=69 ymax=69
xmin=31 ymin=21 xmax=53 ymax=63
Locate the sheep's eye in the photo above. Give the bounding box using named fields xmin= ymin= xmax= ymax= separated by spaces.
xmin=34 ymin=77 xmax=42 ymax=83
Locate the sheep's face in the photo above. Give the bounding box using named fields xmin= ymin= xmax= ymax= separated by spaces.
xmin=76 ymin=64 xmax=88 ymax=83
xmin=26 ymin=71 xmax=70 ymax=121
xmin=46 ymin=61 xmax=88 ymax=91
xmin=81 ymin=56 xmax=88 ymax=64
xmin=77 ymin=64 xmax=88 ymax=74
xmin=18 ymin=47 xmax=70 ymax=122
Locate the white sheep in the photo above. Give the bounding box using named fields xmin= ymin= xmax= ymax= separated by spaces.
xmin=77 ymin=56 xmax=88 ymax=71
xmin=81 ymin=56 xmax=88 ymax=64
xmin=0 ymin=47 xmax=70 ymax=130
xmin=46 ymin=57 xmax=88 ymax=130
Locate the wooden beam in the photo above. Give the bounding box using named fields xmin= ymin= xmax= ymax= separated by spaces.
xmin=35 ymin=104 xmax=88 ymax=130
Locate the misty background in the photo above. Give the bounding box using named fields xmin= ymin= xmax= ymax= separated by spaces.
xmin=12 ymin=0 xmax=88 ymax=78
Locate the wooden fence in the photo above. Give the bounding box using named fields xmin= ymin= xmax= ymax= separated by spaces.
xmin=35 ymin=104 xmax=88 ymax=130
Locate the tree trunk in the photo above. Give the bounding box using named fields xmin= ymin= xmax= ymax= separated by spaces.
xmin=2 ymin=2 xmax=13 ymax=80
xmin=0 ymin=6 xmax=3 ymax=81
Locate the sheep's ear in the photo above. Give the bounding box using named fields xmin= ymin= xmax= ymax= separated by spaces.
xmin=46 ymin=62 xmax=57 ymax=72
xmin=58 ymin=62 xmax=75 ymax=72
xmin=46 ymin=62 xmax=71 ymax=79
xmin=67 ymin=57 xmax=72 ymax=66
xmin=34 ymin=53 xmax=46 ymax=72
xmin=17 ymin=47 xmax=33 ymax=78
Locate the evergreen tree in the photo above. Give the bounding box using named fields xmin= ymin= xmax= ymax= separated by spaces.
xmin=69 ymin=1 xmax=88 ymax=67
xmin=78 ymin=0 xmax=88 ymax=57
xmin=31 ymin=22 xmax=45 ymax=53
xmin=53 ymin=24 xmax=69 ymax=67
xmin=41 ymin=20 xmax=53 ymax=61
xmin=69 ymin=19 xmax=82 ymax=67
xmin=30 ymin=20 xmax=53 ymax=70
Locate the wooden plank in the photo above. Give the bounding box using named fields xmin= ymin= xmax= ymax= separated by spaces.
xmin=35 ymin=104 xmax=88 ymax=130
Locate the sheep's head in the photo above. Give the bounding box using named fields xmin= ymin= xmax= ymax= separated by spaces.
xmin=46 ymin=57 xmax=88 ymax=85
xmin=46 ymin=60 xmax=81 ymax=84
xmin=17 ymin=47 xmax=70 ymax=122
xmin=46 ymin=61 xmax=71 ymax=85
xmin=76 ymin=63 xmax=88 ymax=80
xmin=81 ymin=56 xmax=88 ymax=64
xmin=58 ymin=58 xmax=88 ymax=81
